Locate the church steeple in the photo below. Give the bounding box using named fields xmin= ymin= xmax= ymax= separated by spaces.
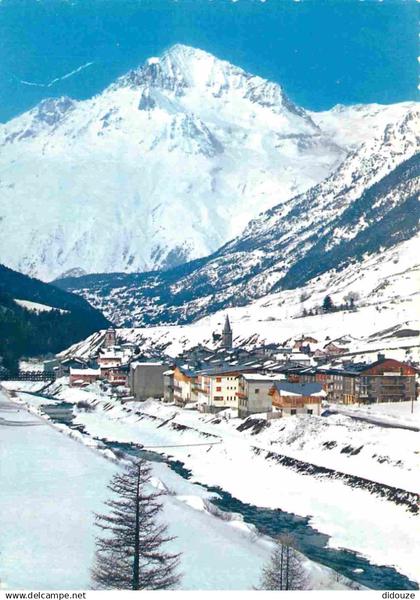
xmin=222 ymin=314 xmax=233 ymax=349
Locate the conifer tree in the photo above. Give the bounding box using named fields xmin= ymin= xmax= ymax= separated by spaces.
xmin=92 ymin=459 xmax=180 ymax=590
xmin=259 ymin=534 xmax=309 ymax=591
xmin=322 ymin=295 xmax=334 ymax=313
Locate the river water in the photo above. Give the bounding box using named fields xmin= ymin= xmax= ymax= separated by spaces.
xmin=40 ymin=400 xmax=418 ymax=591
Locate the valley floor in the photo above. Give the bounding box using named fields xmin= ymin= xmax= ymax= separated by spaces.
xmin=2 ymin=380 xmax=419 ymax=589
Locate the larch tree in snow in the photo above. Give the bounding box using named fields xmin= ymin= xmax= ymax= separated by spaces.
xmin=258 ymin=534 xmax=310 ymax=591
xmin=92 ymin=459 xmax=181 ymax=590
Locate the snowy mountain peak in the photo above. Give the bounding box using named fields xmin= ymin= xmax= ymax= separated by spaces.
xmin=115 ymin=44 xmax=304 ymax=117
xmin=0 ymin=44 xmax=417 ymax=281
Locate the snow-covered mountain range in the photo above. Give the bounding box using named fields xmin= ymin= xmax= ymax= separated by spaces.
xmin=57 ymin=106 xmax=419 ymax=327
xmin=0 ymin=44 xmax=416 ymax=281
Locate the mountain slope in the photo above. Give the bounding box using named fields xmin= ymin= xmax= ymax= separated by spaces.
xmin=61 ymin=231 xmax=420 ymax=366
xmin=0 ymin=263 xmax=109 ymax=316
xmin=56 ymin=109 xmax=420 ymax=327
xmin=1 ymin=45 xmax=415 ymax=281
xmin=0 ymin=44 xmax=348 ymax=281
xmin=0 ymin=264 xmax=110 ymax=372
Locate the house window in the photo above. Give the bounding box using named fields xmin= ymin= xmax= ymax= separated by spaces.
xmin=291 ymin=409 xmax=297 ymax=415
xmin=307 ymin=409 xmax=313 ymax=415
xmin=216 ymin=377 xmax=222 ymax=383
xmin=216 ymin=386 xmax=222 ymax=392
xmin=255 ymin=388 xmax=260 ymax=394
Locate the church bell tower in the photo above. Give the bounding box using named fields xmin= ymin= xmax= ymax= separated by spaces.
xmin=222 ymin=315 xmax=233 ymax=350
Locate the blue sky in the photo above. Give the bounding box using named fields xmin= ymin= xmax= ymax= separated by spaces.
xmin=0 ymin=0 xmax=418 ymax=122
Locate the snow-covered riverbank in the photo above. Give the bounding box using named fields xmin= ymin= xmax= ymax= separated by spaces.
xmin=1 ymin=388 xmax=354 ymax=590
xmin=6 ymin=381 xmax=419 ymax=587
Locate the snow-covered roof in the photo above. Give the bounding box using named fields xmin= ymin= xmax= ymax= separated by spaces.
xmin=289 ymin=352 xmax=312 ymax=360
xmin=201 ymin=363 xmax=263 ymax=376
xmin=271 ymin=381 xmax=325 ymax=397
xmin=131 ymin=361 xmax=166 ymax=368
xmin=70 ymin=368 xmax=101 ymax=376
xmin=99 ymin=350 xmax=123 ymax=358
xmin=240 ymin=373 xmax=285 ymax=382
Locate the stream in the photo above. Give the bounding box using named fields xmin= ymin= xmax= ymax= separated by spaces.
xmin=40 ymin=400 xmax=418 ymax=591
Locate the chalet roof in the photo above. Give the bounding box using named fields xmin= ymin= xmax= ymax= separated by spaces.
xmin=175 ymin=364 xmax=202 ymax=378
xmin=200 ymin=363 xmax=262 ymax=376
xmin=271 ymin=381 xmax=324 ymax=397
xmin=347 ymin=357 xmax=417 ymax=374
xmin=61 ymin=357 xmax=87 ymax=366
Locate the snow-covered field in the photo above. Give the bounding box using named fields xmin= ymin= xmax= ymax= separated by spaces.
xmin=0 ymin=387 xmax=353 ymax=591
xmin=8 ymin=381 xmax=420 ymax=587
xmin=0 ymin=390 xmax=116 ymax=589
xmin=331 ymin=401 xmax=420 ymax=431
xmin=14 ymin=299 xmax=69 ymax=313
xmin=2 ymin=381 xmax=50 ymax=394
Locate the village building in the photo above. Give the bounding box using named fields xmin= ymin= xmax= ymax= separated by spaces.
xmin=43 ymin=358 xmax=60 ymax=374
xmin=176 ymin=344 xmax=215 ymax=366
xmin=269 ymin=381 xmax=325 ymax=416
xmin=129 ymin=361 xmax=170 ymax=401
xmin=297 ymin=356 xmax=418 ymax=405
xmin=103 ymin=326 xmax=117 ymax=348
xmin=323 ymin=342 xmax=349 ymax=356
xmin=69 ymin=367 xmax=101 ymax=387
xmin=195 ymin=364 xmax=263 ymax=413
xmin=236 ymin=373 xmax=286 ymax=418
xmin=97 ymin=349 xmax=124 ymax=368
xmin=349 ymin=356 xmax=417 ymax=404
xmin=173 ymin=365 xmax=199 ymax=407
xmin=60 ymin=357 xmax=90 ymax=376
xmin=292 ymin=336 xmax=319 ymax=353
xmin=100 ymin=363 xmax=130 ymax=387
xmin=287 ymin=351 xmax=313 ymax=366
xmin=163 ymin=369 xmax=175 ymax=403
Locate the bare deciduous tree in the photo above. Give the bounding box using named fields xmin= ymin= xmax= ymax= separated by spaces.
xmin=344 ymin=291 xmax=360 ymax=309
xmin=258 ymin=534 xmax=310 ymax=590
xmin=92 ymin=459 xmax=181 ymax=590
